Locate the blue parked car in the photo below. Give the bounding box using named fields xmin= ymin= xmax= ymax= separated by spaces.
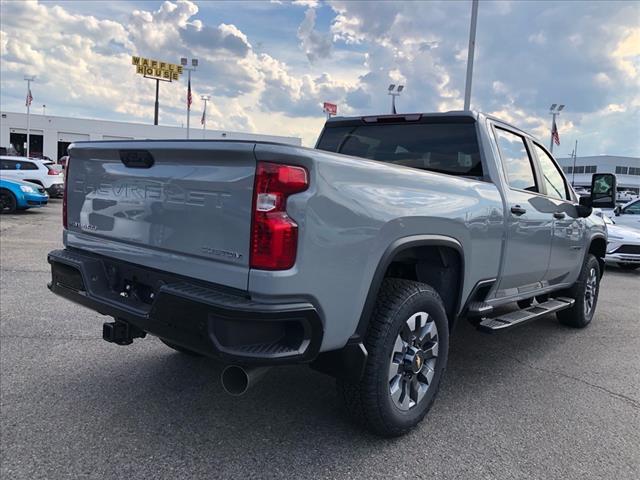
xmin=0 ymin=178 xmax=49 ymax=213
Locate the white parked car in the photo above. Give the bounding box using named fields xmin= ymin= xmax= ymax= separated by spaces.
xmin=607 ymin=198 xmax=640 ymax=231
xmin=0 ymin=156 xmax=64 ymax=197
xmin=603 ymin=215 xmax=640 ymax=270
xmin=616 ymin=190 xmax=638 ymax=203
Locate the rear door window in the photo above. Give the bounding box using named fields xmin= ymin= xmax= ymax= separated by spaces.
xmin=494 ymin=128 xmax=537 ymax=192
xmin=0 ymin=159 xmax=18 ymax=170
xmin=19 ymin=161 xmax=38 ymax=170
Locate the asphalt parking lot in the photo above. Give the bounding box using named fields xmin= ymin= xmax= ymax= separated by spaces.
xmin=1 ymin=201 xmax=639 ymax=480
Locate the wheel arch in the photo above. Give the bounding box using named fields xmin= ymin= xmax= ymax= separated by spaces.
xmin=354 ymin=235 xmax=465 ymax=340
xmin=588 ymin=234 xmax=607 ymax=277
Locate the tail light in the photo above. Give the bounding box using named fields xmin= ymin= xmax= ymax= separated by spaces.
xmin=47 ymin=169 xmax=59 ymax=176
xmin=250 ymin=162 xmax=308 ymax=270
xmin=62 ymin=158 xmax=70 ymax=229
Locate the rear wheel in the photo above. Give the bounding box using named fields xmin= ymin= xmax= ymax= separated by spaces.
xmin=0 ymin=189 xmax=17 ymax=214
xmin=160 ymin=338 xmax=202 ymax=356
xmin=337 ymin=278 xmax=449 ymax=437
xmin=557 ymin=254 xmax=601 ymax=328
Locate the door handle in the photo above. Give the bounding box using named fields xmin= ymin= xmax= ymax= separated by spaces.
xmin=553 ymin=211 xmax=566 ymax=219
xmin=510 ymin=205 xmax=526 ymax=216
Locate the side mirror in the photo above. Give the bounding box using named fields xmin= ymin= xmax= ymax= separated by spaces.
xmin=579 ymin=196 xmax=592 ymax=207
xmin=614 ymin=205 xmax=621 ymax=216
xmin=590 ymin=173 xmax=617 ymax=209
xmin=575 ymin=204 xmax=593 ymax=218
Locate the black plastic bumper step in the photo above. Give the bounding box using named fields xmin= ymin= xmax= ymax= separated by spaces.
xmin=477 ymin=297 xmax=575 ymax=333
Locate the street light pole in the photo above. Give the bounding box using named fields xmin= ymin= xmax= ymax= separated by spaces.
xmin=387 ymin=84 xmax=404 ymax=114
xmin=464 ymin=0 xmax=479 ymax=111
xmin=24 ymin=76 xmax=35 ymax=157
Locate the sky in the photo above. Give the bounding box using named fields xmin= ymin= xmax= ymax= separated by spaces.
xmin=1 ymin=0 xmax=639 ymax=154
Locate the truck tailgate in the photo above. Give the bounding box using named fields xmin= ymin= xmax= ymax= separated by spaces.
xmin=66 ymin=141 xmax=256 ymax=290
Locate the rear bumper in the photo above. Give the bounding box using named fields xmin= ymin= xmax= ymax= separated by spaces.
xmin=47 ymin=248 xmax=323 ymax=365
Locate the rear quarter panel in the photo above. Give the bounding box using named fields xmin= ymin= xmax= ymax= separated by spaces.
xmin=252 ymin=144 xmax=505 ymax=351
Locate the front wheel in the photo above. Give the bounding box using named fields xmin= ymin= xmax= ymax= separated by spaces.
xmin=557 ymin=254 xmax=601 ymax=328
xmin=0 ymin=189 xmax=17 ymax=214
xmin=337 ymin=279 xmax=449 ymax=437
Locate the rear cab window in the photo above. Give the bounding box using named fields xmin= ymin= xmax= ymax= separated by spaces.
xmin=316 ymin=117 xmax=484 ymax=178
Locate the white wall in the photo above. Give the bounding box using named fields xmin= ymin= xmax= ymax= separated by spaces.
xmin=0 ymin=110 xmax=301 ymax=160
xmin=556 ymin=155 xmax=640 ymax=192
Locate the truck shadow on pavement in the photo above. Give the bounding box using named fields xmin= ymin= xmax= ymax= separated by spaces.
xmin=60 ymin=312 xmax=580 ymax=441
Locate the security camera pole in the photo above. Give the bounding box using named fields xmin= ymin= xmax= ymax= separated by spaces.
xmin=24 ymin=76 xmax=35 ymax=157
xmin=388 ymin=84 xmax=404 ymax=114
xmin=463 ymin=0 xmax=479 ymax=110
xmin=549 ymin=103 xmax=565 ymax=154
xmin=181 ymin=57 xmax=198 ymax=139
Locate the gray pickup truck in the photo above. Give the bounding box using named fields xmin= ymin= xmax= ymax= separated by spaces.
xmin=48 ymin=111 xmax=615 ymax=436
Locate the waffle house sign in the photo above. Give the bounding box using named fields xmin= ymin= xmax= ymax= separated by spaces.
xmin=132 ymin=56 xmax=183 ymax=81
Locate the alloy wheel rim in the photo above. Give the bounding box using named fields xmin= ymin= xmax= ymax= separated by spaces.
xmin=0 ymin=193 xmax=11 ymax=212
xmin=388 ymin=311 xmax=439 ymax=411
xmin=584 ymin=267 xmax=598 ymax=317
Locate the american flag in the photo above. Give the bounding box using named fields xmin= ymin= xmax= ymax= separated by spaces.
xmin=26 ymin=87 xmax=33 ymax=107
xmin=187 ymin=78 xmax=192 ymax=110
xmin=201 ymin=101 xmax=206 ymax=125
xmin=551 ymin=117 xmax=560 ymax=146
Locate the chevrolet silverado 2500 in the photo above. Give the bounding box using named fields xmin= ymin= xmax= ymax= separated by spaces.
xmin=48 ymin=111 xmax=614 ymax=436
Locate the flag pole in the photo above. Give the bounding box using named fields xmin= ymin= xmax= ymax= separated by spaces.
xmin=549 ymin=111 xmax=557 ymax=153
xmin=24 ymin=76 xmax=35 ymax=157
xmin=186 ymin=70 xmax=191 ymax=139
xmin=572 ymin=139 xmax=578 ymax=186
xmin=200 ymin=95 xmax=209 ymax=139
xmin=181 ymin=58 xmax=198 ymax=139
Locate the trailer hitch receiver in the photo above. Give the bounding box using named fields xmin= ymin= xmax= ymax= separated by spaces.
xmin=103 ymin=320 xmax=146 ymax=345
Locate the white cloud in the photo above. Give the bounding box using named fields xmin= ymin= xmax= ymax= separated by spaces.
xmin=528 ymin=32 xmax=546 ymax=45
xmin=297 ymin=7 xmax=332 ymax=63
xmin=1 ymin=0 xmax=638 ymax=155
xmin=292 ymin=0 xmax=320 ymax=8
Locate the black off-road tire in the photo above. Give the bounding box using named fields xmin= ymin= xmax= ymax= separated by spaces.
xmin=557 ymin=254 xmax=601 ymax=328
xmin=337 ymin=278 xmax=449 ymax=437
xmin=160 ymin=338 xmax=202 ymax=356
xmin=0 ymin=189 xmax=17 ymax=214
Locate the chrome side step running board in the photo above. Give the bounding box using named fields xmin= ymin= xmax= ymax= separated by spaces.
xmin=477 ymin=297 xmax=575 ymax=333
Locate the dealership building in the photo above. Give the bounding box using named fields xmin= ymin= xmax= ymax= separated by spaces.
xmin=556 ymin=155 xmax=640 ymax=194
xmin=0 ymin=111 xmax=301 ymax=160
